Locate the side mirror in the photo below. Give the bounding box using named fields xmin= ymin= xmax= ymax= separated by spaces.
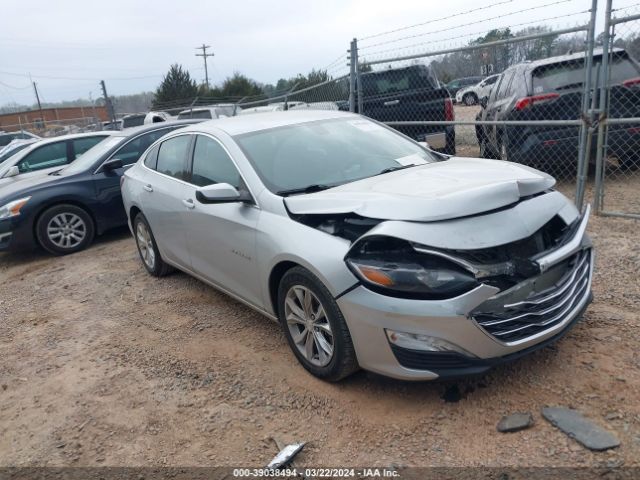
xmin=3 ymin=165 xmax=19 ymax=178
xmin=195 ymin=183 xmax=252 ymax=204
xmin=479 ymin=97 xmax=488 ymax=109
xmin=102 ymin=158 xmax=123 ymax=171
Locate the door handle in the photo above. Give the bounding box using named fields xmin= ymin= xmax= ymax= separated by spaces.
xmin=383 ymin=99 xmax=400 ymax=106
xmin=182 ymin=198 xmax=195 ymax=209
xmin=143 ymin=184 xmax=153 ymax=192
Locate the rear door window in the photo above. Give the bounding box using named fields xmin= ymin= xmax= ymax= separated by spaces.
xmin=156 ymin=135 xmax=191 ymax=180
xmin=72 ymin=136 xmax=107 ymax=159
xmin=495 ymin=70 xmax=515 ymax=99
xmin=113 ymin=127 xmax=178 ymax=165
xmin=16 ymin=141 xmax=69 ymax=173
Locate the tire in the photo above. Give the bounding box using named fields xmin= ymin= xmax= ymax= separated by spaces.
xmin=463 ymin=93 xmax=477 ymax=106
xmin=440 ymin=129 xmax=456 ymax=156
xmin=133 ymin=213 xmax=173 ymax=277
xmin=277 ymin=266 xmax=359 ymax=381
xmin=618 ymin=151 xmax=640 ymax=171
xmin=36 ymin=204 xmax=95 ymax=255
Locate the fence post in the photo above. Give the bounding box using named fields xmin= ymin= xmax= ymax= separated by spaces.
xmin=575 ymin=0 xmax=599 ymax=211
xmin=349 ymin=38 xmax=357 ymax=113
xmin=354 ymin=39 xmax=364 ymax=115
xmin=594 ymin=0 xmax=613 ymax=214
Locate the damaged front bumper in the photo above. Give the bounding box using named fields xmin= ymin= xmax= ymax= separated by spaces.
xmin=336 ymin=204 xmax=594 ymax=381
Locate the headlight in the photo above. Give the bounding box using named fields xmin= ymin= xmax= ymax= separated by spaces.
xmin=345 ymin=236 xmax=478 ymax=299
xmin=0 ymin=197 xmax=31 ymax=219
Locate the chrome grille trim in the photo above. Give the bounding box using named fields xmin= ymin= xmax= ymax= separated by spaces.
xmin=473 ymin=249 xmax=592 ymax=343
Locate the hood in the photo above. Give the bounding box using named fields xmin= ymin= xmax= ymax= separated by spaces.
xmin=0 ymin=170 xmax=60 ymax=202
xmin=284 ymin=158 xmax=556 ymax=222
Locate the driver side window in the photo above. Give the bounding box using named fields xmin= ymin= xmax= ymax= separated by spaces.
xmin=17 ymin=141 xmax=68 ymax=173
xmin=190 ymin=135 xmax=241 ymax=188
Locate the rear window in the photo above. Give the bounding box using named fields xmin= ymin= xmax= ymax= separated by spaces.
xmin=361 ymin=67 xmax=438 ymax=96
xmin=122 ymin=115 xmax=146 ymax=128
xmin=178 ymin=110 xmax=213 ymax=120
xmin=532 ymin=52 xmax=640 ymax=93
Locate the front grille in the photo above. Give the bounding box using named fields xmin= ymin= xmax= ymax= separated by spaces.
xmin=473 ymin=249 xmax=591 ymax=343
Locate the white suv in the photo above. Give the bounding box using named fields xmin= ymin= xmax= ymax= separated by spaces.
xmin=456 ymin=74 xmax=500 ymax=106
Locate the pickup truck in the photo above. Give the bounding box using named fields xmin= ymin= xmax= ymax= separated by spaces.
xmin=340 ymin=65 xmax=456 ymax=155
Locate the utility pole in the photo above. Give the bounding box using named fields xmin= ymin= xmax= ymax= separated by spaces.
xmin=100 ymin=80 xmax=116 ymax=124
xmin=195 ymin=44 xmax=214 ymax=88
xmin=30 ymin=74 xmax=45 ymax=127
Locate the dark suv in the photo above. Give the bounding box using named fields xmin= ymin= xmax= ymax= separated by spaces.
xmin=476 ymin=49 xmax=640 ymax=170
xmin=445 ymin=76 xmax=484 ymax=98
xmin=342 ymin=65 xmax=456 ymax=155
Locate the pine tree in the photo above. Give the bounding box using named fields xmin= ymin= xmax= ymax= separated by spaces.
xmin=153 ymin=64 xmax=198 ymax=106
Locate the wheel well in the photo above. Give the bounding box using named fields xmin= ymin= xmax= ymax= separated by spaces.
xmin=268 ymin=261 xmax=298 ymax=317
xmin=33 ymin=201 xmax=97 ymax=239
xmin=130 ymin=206 xmax=141 ymax=223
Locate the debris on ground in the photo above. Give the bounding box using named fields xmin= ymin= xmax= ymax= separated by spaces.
xmin=542 ymin=407 xmax=621 ymax=451
xmin=497 ymin=413 xmax=534 ymax=433
xmin=266 ymin=442 xmax=305 ymax=469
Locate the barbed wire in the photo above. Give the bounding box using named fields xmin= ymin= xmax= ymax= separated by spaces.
xmin=359 ymin=0 xmax=515 ymax=42
xmin=359 ymin=10 xmax=590 ymax=60
xmin=359 ymin=0 xmax=577 ymax=51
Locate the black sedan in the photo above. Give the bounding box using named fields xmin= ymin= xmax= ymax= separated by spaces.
xmin=0 ymin=120 xmax=201 ymax=255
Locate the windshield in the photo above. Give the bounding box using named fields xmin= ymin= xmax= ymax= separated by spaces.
xmin=235 ymin=117 xmax=436 ymax=194
xmin=0 ymin=142 xmax=33 ymax=164
xmin=61 ymin=136 xmax=125 ymax=174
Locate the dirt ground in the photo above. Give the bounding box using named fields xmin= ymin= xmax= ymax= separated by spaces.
xmin=1 ymin=108 xmax=639 ymax=469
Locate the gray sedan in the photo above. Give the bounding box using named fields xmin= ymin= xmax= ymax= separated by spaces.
xmin=121 ymin=111 xmax=593 ymax=382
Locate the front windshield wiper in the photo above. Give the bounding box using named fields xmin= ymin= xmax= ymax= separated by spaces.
xmin=277 ymin=184 xmax=334 ymax=197
xmin=376 ymin=164 xmax=417 ymax=176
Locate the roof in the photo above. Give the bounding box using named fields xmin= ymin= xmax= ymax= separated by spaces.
xmin=522 ymin=47 xmax=626 ymax=71
xmin=187 ymin=110 xmax=356 ymax=136
xmin=119 ymin=119 xmax=202 ymax=135
xmin=29 ymin=130 xmax=116 ymax=146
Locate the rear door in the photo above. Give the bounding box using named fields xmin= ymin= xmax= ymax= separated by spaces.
xmin=138 ymin=134 xmax=194 ymax=268
xmin=485 ymin=69 xmax=516 ymax=147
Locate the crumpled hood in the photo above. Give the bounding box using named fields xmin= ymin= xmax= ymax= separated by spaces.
xmin=284 ymin=158 xmax=556 ymax=222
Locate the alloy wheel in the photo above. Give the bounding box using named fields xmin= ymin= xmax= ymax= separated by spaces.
xmin=136 ymin=221 xmax=156 ymax=270
xmin=46 ymin=213 xmax=86 ymax=250
xmin=284 ymin=285 xmax=334 ymax=367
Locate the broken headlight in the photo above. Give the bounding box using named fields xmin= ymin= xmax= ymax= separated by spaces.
xmin=345 ymin=236 xmax=478 ymax=300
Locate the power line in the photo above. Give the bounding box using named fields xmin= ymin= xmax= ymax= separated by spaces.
xmin=0 ymin=70 xmax=162 ymax=82
xmin=359 ymin=0 xmax=575 ymax=51
xmin=359 ymin=0 xmax=515 ymax=42
xmin=360 ymin=9 xmax=589 ymax=59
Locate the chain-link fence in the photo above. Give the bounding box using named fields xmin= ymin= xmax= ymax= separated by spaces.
xmin=348 ymin=0 xmax=603 ymax=208
xmin=593 ymin=0 xmax=640 ymax=219
xmin=0 ymin=116 xmax=105 ymax=138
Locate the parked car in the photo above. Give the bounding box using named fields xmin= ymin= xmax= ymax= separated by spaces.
xmin=455 ymin=74 xmax=500 ymax=106
xmin=0 ymin=132 xmax=114 ymax=187
xmin=445 ymin=76 xmax=484 ymax=98
xmin=121 ymin=110 xmax=593 ymax=382
xmin=0 ymin=139 xmax=39 ymax=163
xmin=476 ymin=48 xmax=640 ymax=169
xmin=177 ymin=105 xmax=239 ymax=120
xmin=0 ymin=120 xmax=201 ymax=255
xmin=340 ymin=65 xmax=456 ymax=155
xmin=121 ymin=112 xmax=172 ymax=129
xmin=0 ymin=131 xmax=40 ymax=148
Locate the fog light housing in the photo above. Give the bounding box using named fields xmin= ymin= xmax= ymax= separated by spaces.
xmin=385 ymin=329 xmax=475 ymax=356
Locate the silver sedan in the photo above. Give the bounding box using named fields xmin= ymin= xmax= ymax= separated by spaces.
xmin=121 ymin=110 xmax=593 ymax=382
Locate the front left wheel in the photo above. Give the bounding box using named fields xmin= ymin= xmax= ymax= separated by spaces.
xmin=278 ymin=266 xmax=359 ymax=381
xmin=36 ymin=204 xmax=95 ymax=255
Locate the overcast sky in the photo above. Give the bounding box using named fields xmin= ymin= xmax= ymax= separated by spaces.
xmin=0 ymin=0 xmax=631 ymax=106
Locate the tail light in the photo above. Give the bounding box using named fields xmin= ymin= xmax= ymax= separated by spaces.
xmin=623 ymin=77 xmax=640 ymax=88
xmin=444 ymin=97 xmax=454 ymax=121
xmin=514 ymin=93 xmax=559 ymax=111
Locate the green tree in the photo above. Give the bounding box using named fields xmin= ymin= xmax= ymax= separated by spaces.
xmin=220 ymin=72 xmax=264 ymax=97
xmin=153 ymin=64 xmax=198 ymax=106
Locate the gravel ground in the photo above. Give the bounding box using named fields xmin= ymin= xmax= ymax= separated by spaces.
xmin=1 ymin=110 xmax=639 ymax=468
